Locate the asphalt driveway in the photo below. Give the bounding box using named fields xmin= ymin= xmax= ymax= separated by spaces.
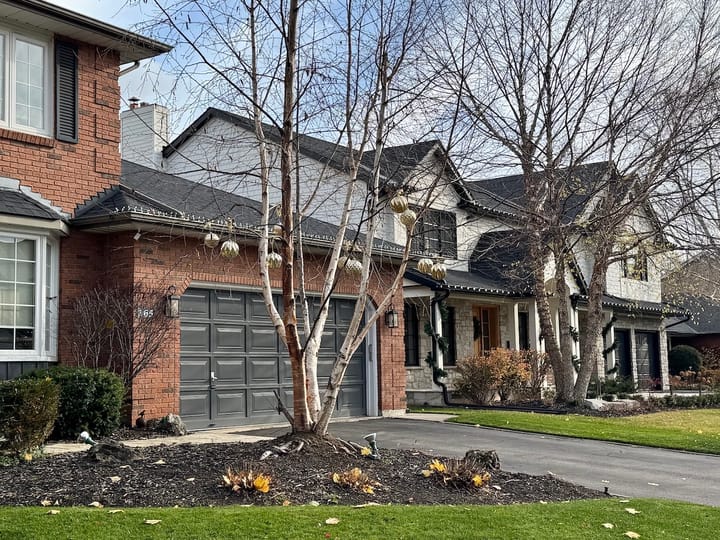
xmin=247 ymin=416 xmax=720 ymax=507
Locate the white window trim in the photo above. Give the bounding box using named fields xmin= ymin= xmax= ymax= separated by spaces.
xmin=0 ymin=24 xmax=52 ymax=138
xmin=0 ymin=228 xmax=58 ymax=362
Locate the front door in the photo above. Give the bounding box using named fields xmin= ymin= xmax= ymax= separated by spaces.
xmin=473 ymin=306 xmax=499 ymax=355
xmin=634 ymin=331 xmax=661 ymax=390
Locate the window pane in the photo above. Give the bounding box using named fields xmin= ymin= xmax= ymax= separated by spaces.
xmin=16 ymin=283 xmax=34 ymax=304
xmin=15 ymin=306 xmax=34 ymax=326
xmin=0 ymin=282 xmax=14 ymax=303
xmin=15 ymin=328 xmax=33 ymax=350
xmin=0 ymin=260 xmax=14 ymax=281
xmin=16 ymin=239 xmax=35 ymax=260
xmin=0 ymin=237 xmax=14 ymax=258
xmin=16 ymin=261 xmax=34 ymax=283
xmin=0 ymin=304 xmax=13 ymax=325
xmin=0 ymin=328 xmax=12 ymax=349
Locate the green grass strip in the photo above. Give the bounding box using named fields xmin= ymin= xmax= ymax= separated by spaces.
xmin=1 ymin=499 xmax=718 ymax=539
xmin=414 ymin=407 xmax=720 ymax=453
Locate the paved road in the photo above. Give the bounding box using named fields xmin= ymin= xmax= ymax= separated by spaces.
xmin=248 ymin=417 xmax=720 ymax=507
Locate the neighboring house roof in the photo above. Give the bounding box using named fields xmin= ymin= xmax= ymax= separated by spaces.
xmin=73 ymin=161 xmax=405 ymax=255
xmin=161 ymin=108 xmax=469 ymax=196
xmin=0 ymin=0 xmax=171 ymax=63
xmin=665 ymin=295 xmax=720 ymax=335
xmin=0 ymin=189 xmax=64 ymax=221
xmin=405 ymin=267 xmax=531 ymax=297
xmin=464 ymin=162 xmax=610 ymax=223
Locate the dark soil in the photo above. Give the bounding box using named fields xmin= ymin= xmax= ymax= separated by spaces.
xmin=0 ymin=435 xmax=602 ymax=508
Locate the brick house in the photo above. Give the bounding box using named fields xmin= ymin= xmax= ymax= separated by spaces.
xmin=0 ymin=0 xmax=170 ymax=381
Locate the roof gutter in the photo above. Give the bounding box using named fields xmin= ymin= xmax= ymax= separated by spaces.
xmin=2 ymin=0 xmax=171 ymax=56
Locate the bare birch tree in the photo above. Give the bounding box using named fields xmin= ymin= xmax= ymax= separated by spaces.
xmin=432 ymin=0 xmax=720 ymax=402
xmin=140 ymin=0 xmax=447 ymax=433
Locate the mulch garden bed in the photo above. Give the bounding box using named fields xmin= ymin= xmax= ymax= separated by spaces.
xmin=0 ymin=434 xmax=602 ymax=508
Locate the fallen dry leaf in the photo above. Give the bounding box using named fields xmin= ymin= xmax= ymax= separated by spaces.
xmin=625 ymin=508 xmax=641 ymax=515
xmin=308 ymin=501 xmax=320 ymax=507
xmin=143 ymin=519 xmax=162 ymax=525
xmin=186 ymin=478 xmax=195 ymax=482
xmin=624 ymin=532 xmax=641 ymax=539
xmin=282 ymin=500 xmax=291 ymax=506
xmin=619 ymin=499 xmax=630 ymax=503
xmin=647 ymin=482 xmax=659 ymax=486
xmin=152 ymin=459 xmax=166 ymax=465
xmin=352 ymin=502 xmax=381 ymax=508
xmin=602 ymin=523 xmax=614 ymax=529
xmin=88 ymin=501 xmax=104 ymax=508
xmin=109 ymin=476 xmax=121 ymax=483
xmin=46 ymin=510 xmax=60 ymax=515
xmin=492 ymin=485 xmax=502 ymax=491
xmin=108 ymin=509 xmax=125 ymax=514
xmin=325 ymin=518 xmax=340 ymax=525
xmin=40 ymin=500 xmax=52 ymax=507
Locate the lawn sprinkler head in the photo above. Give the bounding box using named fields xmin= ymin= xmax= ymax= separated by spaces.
xmin=78 ymin=431 xmax=96 ymax=446
xmin=363 ymin=433 xmax=379 ymax=459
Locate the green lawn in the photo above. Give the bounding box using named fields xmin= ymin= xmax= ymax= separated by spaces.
xmin=415 ymin=407 xmax=720 ymax=453
xmin=1 ymin=499 xmax=718 ymax=539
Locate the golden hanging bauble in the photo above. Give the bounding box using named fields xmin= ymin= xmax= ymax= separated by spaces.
xmin=417 ymin=257 xmax=433 ymax=274
xmin=431 ymin=261 xmax=447 ymax=281
xmin=220 ymin=239 xmax=240 ymax=259
xmin=203 ymin=232 xmax=220 ymax=249
xmin=267 ymin=251 xmax=282 ymax=269
xmin=399 ymin=208 xmax=417 ymax=228
xmin=389 ymin=192 xmax=409 ymax=213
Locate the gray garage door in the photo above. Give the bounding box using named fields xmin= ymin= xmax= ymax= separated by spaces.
xmin=179 ymin=289 xmax=367 ymax=429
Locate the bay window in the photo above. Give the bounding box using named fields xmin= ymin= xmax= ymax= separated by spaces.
xmin=0 ymin=232 xmax=57 ymax=360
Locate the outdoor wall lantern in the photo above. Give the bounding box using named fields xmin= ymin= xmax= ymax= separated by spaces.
xmin=165 ymin=285 xmax=180 ymax=318
xmin=385 ymin=306 xmax=399 ymax=328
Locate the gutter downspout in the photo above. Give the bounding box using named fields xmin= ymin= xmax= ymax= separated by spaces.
xmin=119 ymin=60 xmax=141 ymax=77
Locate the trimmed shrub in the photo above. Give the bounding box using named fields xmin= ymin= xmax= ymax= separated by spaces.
xmin=0 ymin=378 xmax=59 ymax=456
xmin=21 ymin=366 xmax=124 ymax=439
xmin=669 ymin=345 xmax=703 ymax=375
xmin=455 ymin=349 xmax=531 ymax=405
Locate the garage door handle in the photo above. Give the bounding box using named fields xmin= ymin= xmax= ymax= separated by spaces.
xmin=210 ymin=371 xmax=217 ymax=382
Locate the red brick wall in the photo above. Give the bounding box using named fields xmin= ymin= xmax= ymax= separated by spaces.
xmin=122 ymin=234 xmax=406 ymax=420
xmin=0 ymin=41 xmax=120 ymax=215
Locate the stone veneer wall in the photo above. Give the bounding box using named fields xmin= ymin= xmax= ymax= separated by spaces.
xmin=405 ymin=296 xmax=511 ymax=404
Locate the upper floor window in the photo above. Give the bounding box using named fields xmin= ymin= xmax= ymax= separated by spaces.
xmin=623 ymin=251 xmax=648 ymax=281
xmin=412 ymin=208 xmax=457 ymax=259
xmin=0 ymin=29 xmax=51 ymax=136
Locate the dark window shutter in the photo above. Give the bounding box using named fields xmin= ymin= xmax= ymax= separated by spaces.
xmin=55 ymin=42 xmax=78 ymax=143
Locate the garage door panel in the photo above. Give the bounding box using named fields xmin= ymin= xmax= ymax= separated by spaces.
xmin=181 ymin=323 xmax=210 ymax=351
xmin=343 ymin=357 xmax=365 ymax=382
xmin=280 ymin=359 xmax=292 ymax=383
xmin=319 ymin=329 xmax=337 ymax=351
xmin=248 ymin=327 xmax=278 ymax=351
xmin=180 ymin=357 xmax=210 ymax=383
xmin=215 ymin=390 xmax=247 ymax=416
xmin=317 ymin=356 xmax=335 ymax=378
xmin=338 ymin=385 xmax=365 ymax=414
xmin=336 ymin=300 xmax=356 ymax=324
xmin=180 ymin=290 xmax=210 ymax=317
xmin=251 ymin=390 xmax=281 ymax=415
xmin=249 ymin=357 xmax=280 ymax=384
xmin=248 ymin=295 xmax=281 ymax=320
xmin=214 ymin=291 xmax=246 ymax=319
xmin=214 ymin=325 xmax=246 ymax=351
xmin=180 ymin=392 xmax=210 ymax=419
xmin=214 ymin=358 xmax=246 ymax=384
